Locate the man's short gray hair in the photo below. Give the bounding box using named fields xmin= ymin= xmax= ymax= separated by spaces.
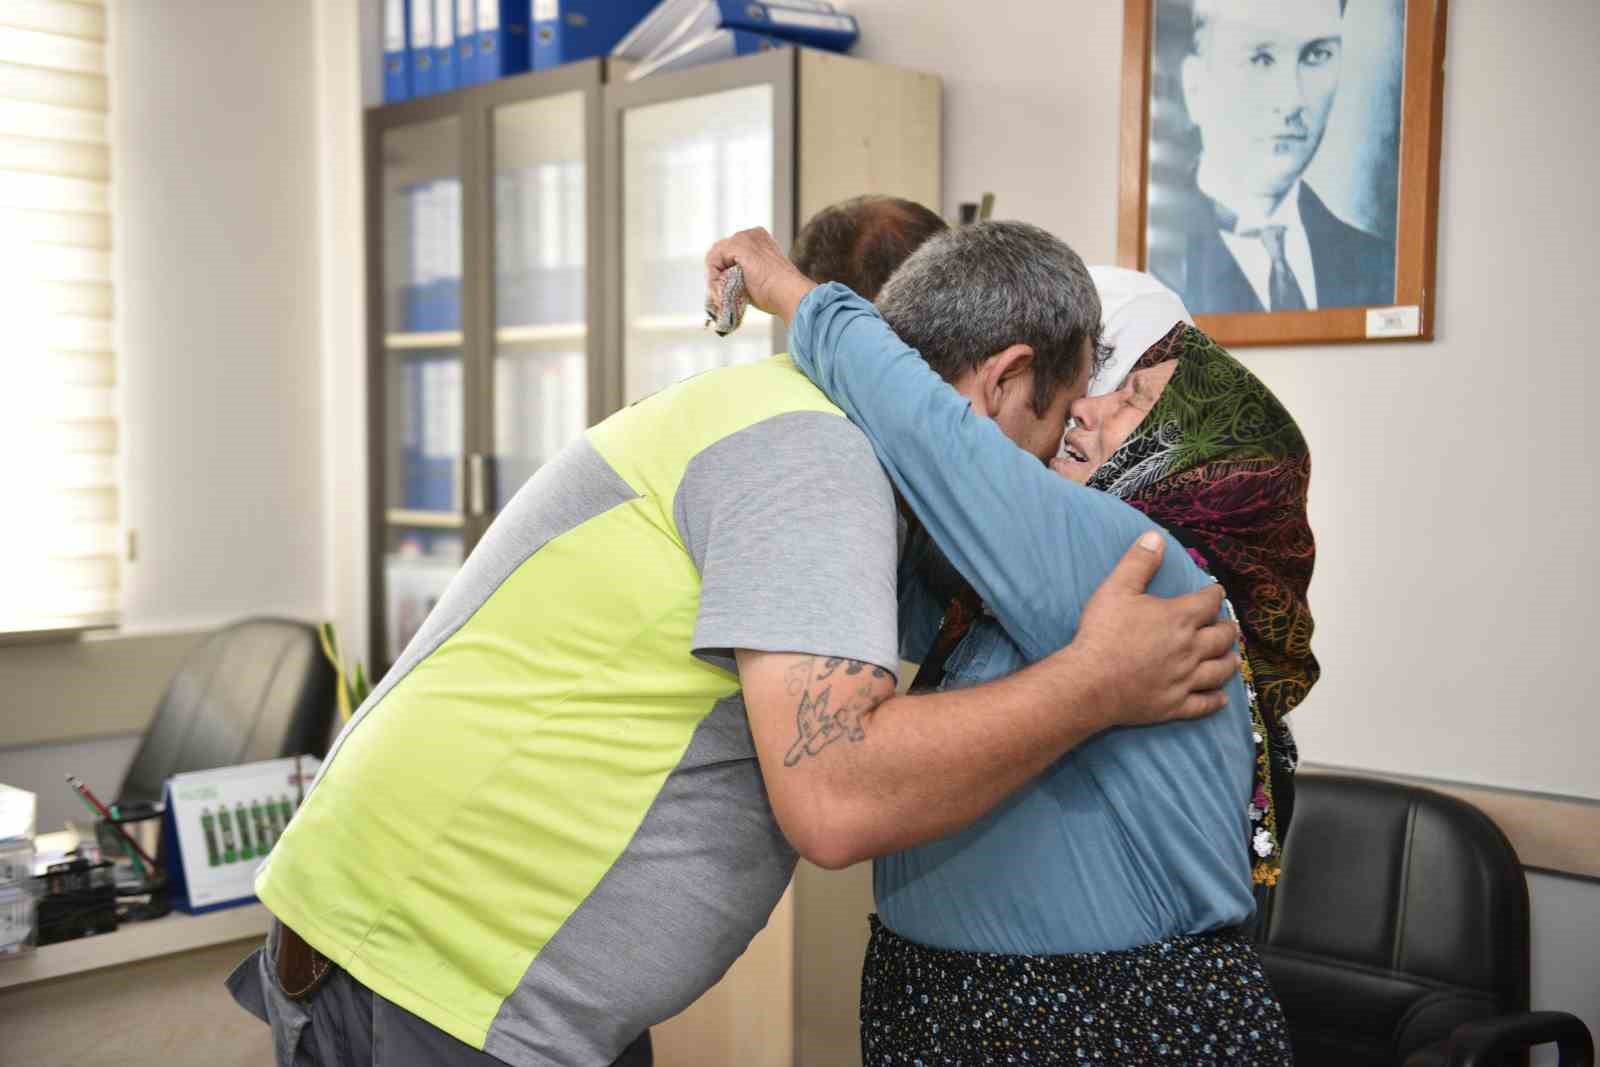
xmin=874 ymin=221 xmax=1102 ymax=415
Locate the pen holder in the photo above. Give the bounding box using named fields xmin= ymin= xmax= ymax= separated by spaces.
xmin=113 ymin=803 xmax=163 ymax=861
xmin=94 ymin=806 xmax=163 ymax=891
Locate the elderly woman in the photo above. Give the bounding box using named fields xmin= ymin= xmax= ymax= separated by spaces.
xmin=779 ymin=262 xmax=1317 ymax=1064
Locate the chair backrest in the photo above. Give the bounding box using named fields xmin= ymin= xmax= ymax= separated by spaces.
xmin=1257 ymin=773 xmax=1531 ymax=1066
xmin=117 ymin=618 xmax=336 ymax=806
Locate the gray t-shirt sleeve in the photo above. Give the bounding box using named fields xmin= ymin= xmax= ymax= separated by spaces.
xmin=674 ymin=410 xmax=899 ymax=678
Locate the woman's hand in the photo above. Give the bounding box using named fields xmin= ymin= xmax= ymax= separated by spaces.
xmin=705 ymin=228 xmax=819 ymax=328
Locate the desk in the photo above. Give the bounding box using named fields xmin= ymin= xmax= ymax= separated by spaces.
xmin=0 ymin=903 xmax=273 ymax=1066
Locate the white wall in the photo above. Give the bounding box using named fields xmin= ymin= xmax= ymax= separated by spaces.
xmin=843 ymin=0 xmax=1599 ymax=1047
xmin=312 ymin=0 xmax=375 ymax=664
xmin=0 ymin=734 xmax=141 ymax=833
xmin=847 ymin=0 xmax=1600 ymax=797
xmin=113 ymin=0 xmax=326 ymax=632
xmin=0 ymin=0 xmax=333 ymax=825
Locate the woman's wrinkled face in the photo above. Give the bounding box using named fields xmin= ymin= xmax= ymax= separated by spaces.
xmin=1050 ymin=360 xmax=1181 ymax=484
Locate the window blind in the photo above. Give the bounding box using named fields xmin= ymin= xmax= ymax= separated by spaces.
xmin=0 ymin=0 xmax=115 ymax=636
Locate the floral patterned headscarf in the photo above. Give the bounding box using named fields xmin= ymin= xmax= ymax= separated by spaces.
xmin=1088 ymin=323 xmax=1318 ymax=886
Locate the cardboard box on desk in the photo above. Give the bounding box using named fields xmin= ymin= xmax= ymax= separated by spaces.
xmin=161 ymin=756 xmax=320 ymax=914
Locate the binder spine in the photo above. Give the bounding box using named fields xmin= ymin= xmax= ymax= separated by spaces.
xmin=724 ymin=0 xmax=858 ymax=52
xmin=411 ymin=0 xmax=436 ymax=96
xmin=477 ymin=0 xmax=532 ymax=82
xmin=535 ymin=0 xmax=657 ymax=70
xmin=383 ymin=0 xmax=413 ymax=103
xmin=434 ymin=0 xmax=457 ymax=93
xmin=531 ymin=0 xmax=561 ymax=71
xmin=457 ymin=0 xmax=478 ymax=85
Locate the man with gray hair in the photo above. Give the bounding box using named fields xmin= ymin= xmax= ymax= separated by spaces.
xmin=709 ymin=220 xmax=1290 ymax=1062
xmin=708 ymin=220 xmax=1179 ymax=704
xmin=232 ymin=210 xmax=1237 ymax=1065
xmin=871 ymin=218 xmax=1102 ymax=462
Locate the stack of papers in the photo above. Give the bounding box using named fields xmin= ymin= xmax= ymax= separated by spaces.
xmin=0 ymin=784 xmax=34 ymax=846
xmin=0 ymin=784 xmax=36 ymax=959
xmin=616 ymin=0 xmax=859 ymax=81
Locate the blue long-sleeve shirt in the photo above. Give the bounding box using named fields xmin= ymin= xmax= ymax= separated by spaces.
xmin=788 ymin=283 xmax=1255 ymax=954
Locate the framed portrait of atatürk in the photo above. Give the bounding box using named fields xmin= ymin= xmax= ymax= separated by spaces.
xmin=1118 ymin=0 xmax=1447 ymax=346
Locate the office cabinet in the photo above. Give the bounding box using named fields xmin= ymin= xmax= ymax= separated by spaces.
xmin=602 ymin=47 xmax=941 ymax=413
xmin=368 ymin=49 xmax=937 ymax=669
xmin=365 ymin=62 xmax=603 ymax=666
xmin=365 ymin=47 xmax=938 ymax=1067
xmin=603 ymin=49 xmax=939 ymax=1067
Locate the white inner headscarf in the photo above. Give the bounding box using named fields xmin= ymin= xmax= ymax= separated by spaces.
xmin=1086 ymin=266 xmax=1195 ymax=397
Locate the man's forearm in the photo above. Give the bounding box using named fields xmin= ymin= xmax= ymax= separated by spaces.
xmin=778 ymin=646 xmax=1112 ymax=869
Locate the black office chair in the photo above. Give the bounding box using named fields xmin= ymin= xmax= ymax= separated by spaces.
xmin=116 ymin=618 xmax=337 ymax=807
xmin=1255 ymin=773 xmax=1594 ymax=1067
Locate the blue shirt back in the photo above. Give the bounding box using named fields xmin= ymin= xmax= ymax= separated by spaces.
xmin=790 ymin=284 xmax=1256 ymax=955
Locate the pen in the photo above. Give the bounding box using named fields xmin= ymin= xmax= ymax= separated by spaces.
xmin=66 ymin=775 xmax=157 ymax=870
xmin=68 ymin=785 xmax=146 ymax=880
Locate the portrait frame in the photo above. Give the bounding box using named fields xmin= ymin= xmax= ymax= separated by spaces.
xmin=1117 ymin=0 xmax=1448 ymax=346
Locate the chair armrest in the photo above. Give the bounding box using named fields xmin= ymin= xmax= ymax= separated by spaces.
xmin=1425 ymin=1010 xmax=1594 ymax=1067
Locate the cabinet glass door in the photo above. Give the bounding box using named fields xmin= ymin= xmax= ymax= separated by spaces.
xmin=380 ymin=117 xmax=464 ymax=661
xmin=621 ymin=84 xmax=775 ymax=405
xmin=492 ymin=91 xmax=589 ymax=504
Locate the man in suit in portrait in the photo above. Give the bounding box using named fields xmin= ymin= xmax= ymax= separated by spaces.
xmin=1152 ymin=0 xmax=1396 ymax=314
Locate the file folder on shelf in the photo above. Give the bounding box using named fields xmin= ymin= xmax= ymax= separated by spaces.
xmin=411 ymin=0 xmax=437 ymax=95
xmin=401 ymin=180 xmax=463 ymax=333
xmin=433 ymin=0 xmax=457 ymax=93
xmin=494 ymin=161 xmax=585 ymax=327
xmin=531 ymin=0 xmax=656 ymax=71
xmin=611 ymin=0 xmax=831 ymax=61
xmin=384 ymin=0 xmax=413 ymax=103
xmin=628 ymin=28 xmax=787 ymax=81
xmin=476 ymin=0 xmax=532 ymax=82
xmin=611 ymin=0 xmax=698 ymax=62
xmin=401 ymin=355 xmax=462 ymax=511
xmin=706 ymin=0 xmax=856 ymax=52
xmin=456 ymin=0 xmax=478 ymax=85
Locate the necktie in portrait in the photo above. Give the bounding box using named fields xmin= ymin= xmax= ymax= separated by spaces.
xmin=1249 ymin=224 xmax=1308 ymax=312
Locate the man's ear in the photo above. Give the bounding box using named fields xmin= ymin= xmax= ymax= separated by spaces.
xmin=975 ymin=344 xmax=1036 ymax=414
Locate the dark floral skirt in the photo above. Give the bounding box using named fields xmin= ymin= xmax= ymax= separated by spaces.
xmin=861 ymin=915 xmax=1293 ymax=1065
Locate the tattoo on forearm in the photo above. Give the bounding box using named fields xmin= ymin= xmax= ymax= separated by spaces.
xmin=815 ymin=656 xmax=868 ymax=681
xmin=783 ymin=657 xmax=892 ymax=767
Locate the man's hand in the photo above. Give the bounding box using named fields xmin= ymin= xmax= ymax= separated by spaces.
xmin=705 ymin=228 xmax=818 ymax=327
xmin=1068 ymin=530 xmax=1240 ymax=726
xmin=730 ymin=532 xmax=1238 ymax=869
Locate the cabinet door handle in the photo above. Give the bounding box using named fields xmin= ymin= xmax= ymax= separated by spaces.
xmin=468 ymin=453 xmax=490 ymax=516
